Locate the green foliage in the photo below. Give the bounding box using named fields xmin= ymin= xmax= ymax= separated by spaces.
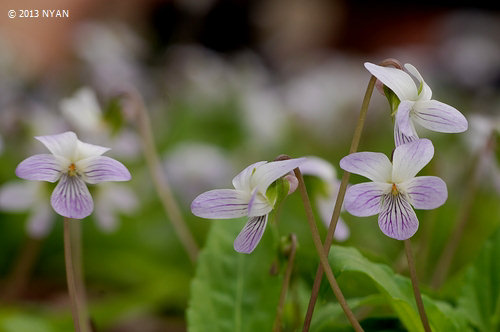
xmin=187 ymin=220 xmax=282 ymax=332
xmin=330 ymin=246 xmax=469 ymax=332
xmin=458 ymin=227 xmax=500 ymax=331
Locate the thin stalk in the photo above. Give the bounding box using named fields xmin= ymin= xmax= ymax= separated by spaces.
xmin=404 ymin=239 xmax=431 ymax=332
xmin=70 ymin=221 xmax=91 ymax=329
xmin=127 ymin=91 xmax=199 ymax=263
xmin=2 ymin=236 xmax=42 ymax=301
xmin=302 ymin=59 xmax=403 ymax=331
xmin=294 ymin=168 xmax=364 ymax=332
xmin=273 ymin=233 xmax=298 ymax=332
xmin=430 ymin=131 xmax=496 ymax=288
xmin=64 ymin=218 xmax=91 ymax=332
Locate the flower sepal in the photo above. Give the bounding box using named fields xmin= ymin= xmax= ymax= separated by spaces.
xmin=383 ymin=85 xmax=400 ymax=116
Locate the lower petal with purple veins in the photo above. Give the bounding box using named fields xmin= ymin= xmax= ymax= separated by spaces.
xmin=378 ymin=193 xmax=418 ymax=240
xmin=234 ymin=214 xmax=268 ymax=253
xmin=51 ymin=174 xmax=94 ymax=219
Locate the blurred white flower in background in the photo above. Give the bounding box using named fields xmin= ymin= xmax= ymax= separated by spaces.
xmin=164 ymin=142 xmax=234 ymax=204
xmin=299 ymin=156 xmax=349 ymax=241
xmin=282 ymin=57 xmax=366 ymax=140
xmin=94 ymin=183 xmax=139 ymax=233
xmin=0 ymin=181 xmax=54 ymax=238
xmin=464 ymin=114 xmax=500 ymax=194
xmin=60 ymin=87 xmax=141 ymax=159
xmin=74 ymin=22 xmax=148 ymax=95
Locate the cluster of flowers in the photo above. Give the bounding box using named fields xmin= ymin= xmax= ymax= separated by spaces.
xmin=191 ymin=62 xmax=468 ymax=252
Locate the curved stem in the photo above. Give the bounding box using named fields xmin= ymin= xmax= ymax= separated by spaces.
xmin=294 ymin=168 xmax=364 ymax=332
xmin=404 ymin=239 xmax=431 ymax=332
xmin=64 ymin=218 xmax=91 ymax=332
xmin=430 ymin=131 xmax=496 ymax=288
xmin=302 ymin=59 xmax=402 ymax=331
xmin=273 ymin=234 xmax=298 ymax=332
xmin=127 ymin=90 xmax=199 ymax=263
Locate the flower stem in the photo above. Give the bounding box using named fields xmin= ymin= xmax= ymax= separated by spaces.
xmin=126 ymin=90 xmax=199 ymax=263
xmin=64 ymin=218 xmax=91 ymax=332
xmin=430 ymin=130 xmax=496 ymax=288
xmin=404 ymin=239 xmax=431 ymax=332
xmin=294 ymin=168 xmax=364 ymax=332
xmin=302 ymin=58 xmax=401 ymax=331
xmin=273 ymin=233 xmax=298 ymax=332
xmin=1 ymin=236 xmax=42 ymax=301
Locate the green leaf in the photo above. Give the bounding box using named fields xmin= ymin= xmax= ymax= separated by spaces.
xmin=330 ymin=246 xmax=469 ymax=332
xmin=187 ymin=220 xmax=282 ymax=332
xmin=457 ymin=227 xmax=500 ymax=331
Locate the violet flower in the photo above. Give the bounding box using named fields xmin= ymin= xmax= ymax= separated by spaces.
xmin=340 ymin=139 xmax=447 ymax=240
xmin=15 ymin=131 xmax=131 ymax=219
xmin=365 ymin=62 xmax=468 ymax=146
xmin=191 ymin=158 xmax=305 ymax=253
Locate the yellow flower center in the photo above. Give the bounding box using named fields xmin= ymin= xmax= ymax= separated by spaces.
xmin=68 ymin=163 xmax=77 ymax=176
xmin=391 ymin=183 xmax=399 ymax=196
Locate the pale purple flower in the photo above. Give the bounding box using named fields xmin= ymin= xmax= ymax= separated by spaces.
xmin=191 ymin=158 xmax=305 ymax=253
xmin=299 ymin=156 xmax=349 ymax=241
xmin=365 ymin=62 xmax=468 ymax=146
xmin=340 ymin=139 xmax=447 ymax=240
xmin=15 ymin=131 xmax=131 ymax=219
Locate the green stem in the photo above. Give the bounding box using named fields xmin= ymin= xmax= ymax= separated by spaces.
xmin=273 ymin=234 xmax=298 ymax=332
xmin=404 ymin=239 xmax=432 ymax=332
xmin=302 ymin=59 xmax=402 ymax=331
xmin=127 ymin=90 xmax=199 ymax=263
xmin=64 ymin=218 xmax=91 ymax=332
xmin=294 ymin=168 xmax=364 ymax=332
xmin=430 ymin=130 xmax=496 ymax=288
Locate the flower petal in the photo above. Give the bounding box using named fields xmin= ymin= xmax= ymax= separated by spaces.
xmin=401 ymin=176 xmax=447 ymax=210
xmin=378 ymin=193 xmax=419 ymax=240
xmin=334 ymin=218 xmax=350 ymax=242
xmin=35 ymin=132 xmax=78 ymax=157
xmin=78 ymin=156 xmax=131 ymax=184
xmin=404 ymin=64 xmax=432 ymax=100
xmin=51 ymin=174 xmax=94 ymax=219
xmin=392 ymin=139 xmax=434 ymax=183
xmin=412 ymin=100 xmax=468 ymax=133
xmin=339 ymin=152 xmax=392 ymax=182
xmin=247 ymin=189 xmax=273 ymax=217
xmin=394 ymin=120 xmax=419 ymax=147
xmin=75 ymin=140 xmax=110 ymax=160
xmin=251 ymin=157 xmax=306 ymax=193
xmin=299 ymin=156 xmax=336 ymax=182
xmin=364 ymin=62 xmax=418 ymax=101
xmin=0 ymin=181 xmax=38 ymax=211
xmin=234 ymin=214 xmax=268 ymax=253
xmin=26 ymin=203 xmax=54 ymax=238
xmin=15 ymin=154 xmax=62 ymax=182
xmin=232 ymin=161 xmax=267 ymax=191
xmin=395 ymin=100 xmax=416 ymax=137
xmin=344 ymin=182 xmax=391 ymax=217
xmin=191 ymin=189 xmax=249 ymax=219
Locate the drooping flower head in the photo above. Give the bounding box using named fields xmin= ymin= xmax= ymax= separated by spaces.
xmin=365 ymin=62 xmax=468 ymax=146
xmin=15 ymin=131 xmax=131 ymax=219
xmin=340 ymin=139 xmax=447 ymax=240
xmin=299 ymin=156 xmax=349 ymax=241
xmin=191 ymin=157 xmax=305 ymax=253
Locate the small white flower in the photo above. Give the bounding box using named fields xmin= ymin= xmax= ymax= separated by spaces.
xmin=191 ymin=158 xmax=305 ymax=253
xmin=365 ymin=62 xmax=468 ymax=146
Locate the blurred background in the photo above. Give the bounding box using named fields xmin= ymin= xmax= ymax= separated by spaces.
xmin=0 ymin=0 xmax=499 ymax=331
